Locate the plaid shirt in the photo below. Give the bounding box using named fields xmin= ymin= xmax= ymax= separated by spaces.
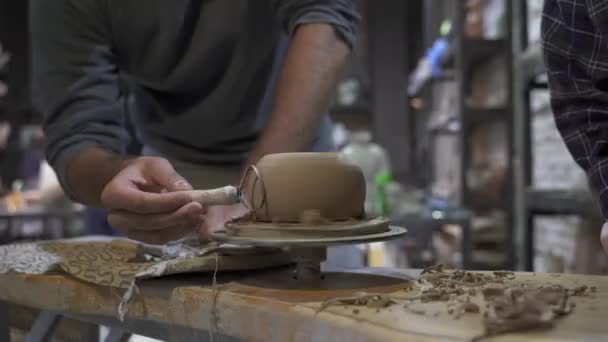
xmin=542 ymin=0 xmax=608 ymax=219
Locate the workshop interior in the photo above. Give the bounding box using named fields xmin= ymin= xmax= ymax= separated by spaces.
xmin=1 ymin=0 xmax=608 ymax=341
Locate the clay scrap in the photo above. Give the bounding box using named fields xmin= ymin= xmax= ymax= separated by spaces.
xmin=416 ymin=266 xmax=591 ymax=339
xmin=316 ymin=293 xmax=397 ymax=313
xmin=479 ymin=285 xmax=573 ymax=338
xmin=316 ymin=265 xmax=595 ymax=340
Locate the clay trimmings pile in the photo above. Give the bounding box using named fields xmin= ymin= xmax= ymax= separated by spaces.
xmin=413 ymin=265 xmax=593 ymax=338
xmin=317 ymin=265 xmax=596 ymax=340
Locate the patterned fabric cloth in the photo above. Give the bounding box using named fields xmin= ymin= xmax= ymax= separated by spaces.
xmin=0 ymin=237 xmax=289 ymax=319
xmin=542 ymin=0 xmax=608 ymax=218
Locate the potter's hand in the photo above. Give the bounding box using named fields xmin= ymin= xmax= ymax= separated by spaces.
xmin=101 ymin=157 xmax=205 ymax=244
xmin=198 ymin=204 xmax=250 ymax=242
xmin=601 ymin=223 xmax=608 ymax=254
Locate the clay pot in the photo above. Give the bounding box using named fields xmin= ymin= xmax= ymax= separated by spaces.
xmin=244 ymin=153 xmax=366 ymax=223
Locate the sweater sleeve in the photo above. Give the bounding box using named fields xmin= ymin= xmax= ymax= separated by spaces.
xmin=270 ymin=0 xmax=360 ymax=49
xmin=542 ymin=0 xmax=608 ymax=218
xmin=30 ymin=0 xmax=129 ymax=200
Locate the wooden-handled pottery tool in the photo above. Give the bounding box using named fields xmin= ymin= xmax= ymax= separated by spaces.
xmin=188 ymin=152 xmax=407 ymax=281
xmin=182 ymin=152 xmax=367 ymax=221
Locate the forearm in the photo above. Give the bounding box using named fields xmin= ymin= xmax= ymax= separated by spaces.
xmin=245 ymin=23 xmax=350 ymax=167
xmin=31 ymin=0 xmax=132 ymax=205
xmin=66 ymin=146 xmax=133 ymax=206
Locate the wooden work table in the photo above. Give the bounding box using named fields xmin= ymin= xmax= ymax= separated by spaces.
xmin=0 ymin=266 xmax=607 ymax=341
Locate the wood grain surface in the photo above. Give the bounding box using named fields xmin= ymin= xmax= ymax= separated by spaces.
xmin=0 ymin=268 xmax=607 ymax=341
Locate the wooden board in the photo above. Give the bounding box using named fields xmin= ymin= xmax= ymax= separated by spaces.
xmin=0 ymin=268 xmax=607 ymax=341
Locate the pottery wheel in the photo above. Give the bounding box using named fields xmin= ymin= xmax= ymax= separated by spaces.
xmin=211 ymin=218 xmax=407 ymax=281
xmin=213 ymin=218 xmax=405 ymax=247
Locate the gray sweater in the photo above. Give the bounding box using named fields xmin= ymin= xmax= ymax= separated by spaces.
xmin=30 ymin=0 xmax=358 ymax=195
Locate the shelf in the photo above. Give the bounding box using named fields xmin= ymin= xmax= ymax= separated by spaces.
xmin=526 ymin=189 xmax=601 ymax=218
xmin=453 ymin=3 xmax=514 ymax=270
xmin=330 ymin=104 xmax=370 ymax=115
xmin=471 ymin=250 xmax=510 ymax=270
xmin=433 ymin=75 xmax=456 ymax=82
xmin=463 ymin=107 xmax=505 ymax=127
xmin=391 ymin=210 xmax=473 ymax=227
xmin=462 ymin=39 xmax=508 ymax=65
xmin=518 ymin=43 xmax=546 ymax=83
xmin=329 ymin=105 xmax=370 ymax=129
xmin=472 ymin=230 xmax=508 ymax=245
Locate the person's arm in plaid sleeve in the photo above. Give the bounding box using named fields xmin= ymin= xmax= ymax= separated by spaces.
xmin=542 ymin=0 xmax=608 ymax=252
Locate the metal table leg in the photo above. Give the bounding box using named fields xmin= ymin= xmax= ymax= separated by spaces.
xmin=8 ymin=216 xmax=15 ymax=241
xmin=105 ymin=328 xmax=131 ymax=342
xmin=0 ymin=301 xmax=10 ymax=342
xmin=525 ymin=213 xmax=535 ymax=271
xmin=79 ymin=321 xmax=99 ymax=342
xmin=461 ymin=219 xmax=473 ymax=269
xmin=25 ymin=311 xmax=62 ymax=342
xmin=290 ymin=247 xmax=327 ymax=281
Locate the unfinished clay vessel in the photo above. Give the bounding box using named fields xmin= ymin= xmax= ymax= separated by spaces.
xmin=245 ymin=153 xmax=366 ymax=223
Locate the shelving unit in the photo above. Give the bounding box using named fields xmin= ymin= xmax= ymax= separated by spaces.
xmin=454 ymin=1 xmax=514 ymax=270
xmin=510 ymin=0 xmax=602 ymax=271
xmin=526 ymin=189 xmax=601 ymax=218
xmin=331 ymin=0 xmax=425 ymax=182
xmin=464 ymin=108 xmax=506 ymax=127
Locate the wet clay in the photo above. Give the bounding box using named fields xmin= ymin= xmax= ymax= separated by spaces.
xmin=299 ymin=209 xmax=327 ymax=225
xmin=245 ymin=153 xmax=366 ymax=223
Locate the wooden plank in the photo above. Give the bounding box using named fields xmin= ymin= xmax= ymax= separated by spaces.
xmin=0 ymin=270 xmax=419 ymax=342
xmin=1 ymin=269 xmax=608 ymax=341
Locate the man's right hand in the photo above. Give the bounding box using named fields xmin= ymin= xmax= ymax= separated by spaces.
xmin=100 ymin=157 xmax=205 ymax=244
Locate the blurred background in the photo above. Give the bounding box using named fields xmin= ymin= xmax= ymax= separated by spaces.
xmin=0 ymin=0 xmax=604 ymax=275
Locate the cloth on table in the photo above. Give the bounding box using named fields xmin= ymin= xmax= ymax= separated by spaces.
xmin=0 ymin=235 xmax=290 ymax=319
